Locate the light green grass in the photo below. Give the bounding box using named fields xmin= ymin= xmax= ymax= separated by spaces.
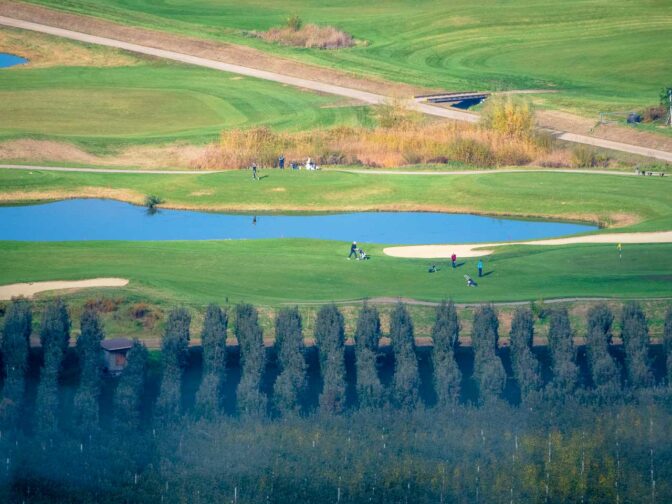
xmin=26 ymin=0 xmax=672 ymax=115
xmin=0 ymin=60 xmax=372 ymax=152
xmin=1 ymin=239 xmax=671 ymax=305
xmin=1 ymin=169 xmax=671 ymax=230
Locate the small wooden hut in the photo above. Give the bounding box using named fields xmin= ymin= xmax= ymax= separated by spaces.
xmin=101 ymin=338 xmax=133 ymax=375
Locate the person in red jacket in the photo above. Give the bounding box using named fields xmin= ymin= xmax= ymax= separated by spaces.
xmin=451 ymin=253 xmax=457 ymax=269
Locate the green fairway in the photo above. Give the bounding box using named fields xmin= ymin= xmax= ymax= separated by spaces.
xmin=26 ymin=0 xmax=672 ymax=115
xmin=0 ymin=54 xmax=371 ymax=151
xmin=1 ymin=169 xmax=671 ymax=230
xmin=1 ymin=239 xmax=670 ymax=305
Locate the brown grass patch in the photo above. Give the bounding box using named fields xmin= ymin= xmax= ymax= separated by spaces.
xmin=257 ymin=24 xmax=354 ymax=49
xmin=0 ymin=26 xmax=138 ymax=68
xmin=269 ymin=187 xmax=286 ymax=193
xmin=189 ymin=190 xmax=214 ymax=197
xmin=0 ymin=187 xmax=144 ymax=205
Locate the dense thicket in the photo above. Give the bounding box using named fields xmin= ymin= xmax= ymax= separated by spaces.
xmin=509 ymin=307 xmax=542 ymax=404
xmin=195 ymin=304 xmax=228 ymax=418
xmin=155 ymin=307 xmax=191 ymax=421
xmin=315 ymin=304 xmax=346 ymax=414
xmin=235 ymin=303 xmax=267 ymax=416
xmin=113 ymin=339 xmax=148 ymax=432
xmin=547 ymin=308 xmax=579 ymax=398
xmin=273 ymin=307 xmax=306 ymax=415
xmin=354 ymin=304 xmax=385 ymax=409
xmin=471 ymin=305 xmax=506 ymax=404
xmin=34 ymin=299 xmax=71 ymax=435
xmin=0 ymin=298 xmax=32 ymax=429
xmin=431 ymin=301 xmax=461 ymax=407
xmin=73 ymin=308 xmax=105 ymax=433
xmin=621 ymin=301 xmax=653 ymax=389
xmin=586 ymin=304 xmax=621 ymax=401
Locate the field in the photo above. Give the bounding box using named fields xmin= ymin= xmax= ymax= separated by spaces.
xmin=23 ymin=0 xmax=672 ymax=115
xmin=0 ymin=28 xmax=371 ymax=154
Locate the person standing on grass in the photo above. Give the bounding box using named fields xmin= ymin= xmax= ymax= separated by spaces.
xmin=477 ymin=259 xmax=483 ymax=277
xmin=451 ymin=253 xmax=457 ymax=269
xmin=278 ymin=155 xmax=285 ymax=170
xmin=348 ymin=241 xmax=358 ymax=260
xmin=251 ymin=162 xmax=258 ymax=180
xmin=617 ymin=243 xmax=622 ymax=260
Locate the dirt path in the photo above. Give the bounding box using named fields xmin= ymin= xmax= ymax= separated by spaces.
xmin=384 ymin=231 xmax=672 ymax=258
xmin=2 ymin=11 xmax=672 ymax=162
xmin=0 ymin=278 xmax=129 ymax=300
xmin=0 ymin=163 xmax=225 ymax=174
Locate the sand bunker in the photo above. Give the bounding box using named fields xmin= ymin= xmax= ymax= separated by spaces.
xmin=383 ymin=231 xmax=672 ymax=258
xmin=0 ymin=278 xmax=129 ymax=300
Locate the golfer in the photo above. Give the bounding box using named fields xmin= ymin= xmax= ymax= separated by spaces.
xmin=451 ymin=253 xmax=457 ymax=269
xmin=477 ymin=259 xmax=483 ymax=277
xmin=348 ymin=241 xmax=358 ymax=260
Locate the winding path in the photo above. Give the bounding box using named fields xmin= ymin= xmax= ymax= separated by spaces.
xmin=1 ymin=15 xmax=672 ymax=163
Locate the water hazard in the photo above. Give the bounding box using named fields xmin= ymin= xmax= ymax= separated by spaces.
xmin=0 ymin=199 xmax=597 ymax=243
xmin=0 ymin=53 xmax=28 ymax=69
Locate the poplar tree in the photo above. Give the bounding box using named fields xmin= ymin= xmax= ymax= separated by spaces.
xmin=114 ymin=339 xmax=148 ymax=432
xmin=665 ymin=308 xmax=672 ymax=385
xmin=509 ymin=307 xmax=542 ymax=404
xmin=547 ymin=308 xmax=579 ymax=398
xmin=273 ymin=307 xmax=306 ymax=415
xmin=0 ymin=298 xmax=32 ymax=430
xmin=472 ymin=305 xmax=505 ymax=404
xmin=155 ymin=308 xmax=191 ymax=422
xmin=586 ymin=304 xmax=620 ymax=401
xmin=235 ymin=304 xmax=267 ymax=417
xmin=431 ymin=301 xmax=462 ymax=408
xmin=195 ymin=304 xmax=228 ymax=418
xmin=390 ymin=303 xmax=420 ymax=410
xmin=620 ymin=301 xmax=653 ymax=389
xmin=354 ymin=303 xmax=385 ymax=409
xmin=73 ymin=308 xmax=105 ymax=433
xmin=315 ymin=304 xmax=346 ymax=415
xmin=34 ymin=299 xmax=71 ymax=435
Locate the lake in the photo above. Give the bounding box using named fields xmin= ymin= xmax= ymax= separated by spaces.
xmin=0 ymin=199 xmax=597 ymax=243
xmin=0 ymin=53 xmax=28 ymax=68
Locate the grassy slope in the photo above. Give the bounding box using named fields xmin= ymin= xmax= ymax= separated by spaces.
xmin=25 ymin=0 xmax=672 ymax=115
xmin=1 ymin=240 xmax=671 ymax=304
xmin=1 ymin=169 xmax=671 ymax=230
xmin=0 ymin=56 xmax=371 ymax=152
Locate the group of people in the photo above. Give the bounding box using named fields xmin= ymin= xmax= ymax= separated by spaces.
xmin=250 ymin=155 xmax=319 ymax=178
xmin=429 ymin=252 xmax=484 ymax=287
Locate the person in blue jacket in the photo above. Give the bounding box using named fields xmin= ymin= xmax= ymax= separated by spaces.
xmin=477 ymin=259 xmax=483 ymax=277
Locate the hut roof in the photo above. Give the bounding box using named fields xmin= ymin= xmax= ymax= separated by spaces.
xmin=101 ymin=338 xmax=133 ymax=352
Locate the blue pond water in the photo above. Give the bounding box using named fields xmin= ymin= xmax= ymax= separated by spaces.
xmin=0 ymin=199 xmax=597 ymax=243
xmin=0 ymin=53 xmax=28 ymax=69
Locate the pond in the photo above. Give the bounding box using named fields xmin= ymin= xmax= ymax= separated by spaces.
xmin=0 ymin=53 xmax=28 ymax=69
xmin=0 ymin=199 xmax=597 ymax=243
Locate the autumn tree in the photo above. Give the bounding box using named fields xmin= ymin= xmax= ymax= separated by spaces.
xmin=314 ymin=304 xmax=346 ymax=415
xmin=547 ymin=308 xmax=579 ymax=398
xmin=431 ymin=301 xmax=461 ymax=408
xmin=273 ymin=307 xmax=306 ymax=415
xmin=390 ymin=303 xmax=420 ymax=410
xmin=235 ymin=304 xmax=267 ymax=417
xmin=0 ymin=298 xmax=32 ymax=430
xmin=586 ymin=304 xmax=620 ymax=401
xmin=471 ymin=305 xmax=506 ymax=404
xmin=155 ymin=307 xmax=191 ymax=422
xmin=509 ymin=307 xmax=542 ymax=404
xmin=354 ymin=303 xmax=385 ymax=409
xmin=195 ymin=304 xmax=228 ymax=418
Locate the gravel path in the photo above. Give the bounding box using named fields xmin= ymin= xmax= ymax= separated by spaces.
xmin=384 ymin=231 xmax=672 ymax=258
xmin=2 ymin=15 xmax=672 ymax=163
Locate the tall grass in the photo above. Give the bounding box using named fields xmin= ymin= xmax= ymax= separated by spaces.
xmin=257 ymin=23 xmax=354 ymax=49
xmin=480 ymin=95 xmax=535 ymax=139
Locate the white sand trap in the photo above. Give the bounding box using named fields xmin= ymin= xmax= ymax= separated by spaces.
xmin=0 ymin=278 xmax=129 ymax=300
xmin=384 ymin=231 xmax=672 ymax=259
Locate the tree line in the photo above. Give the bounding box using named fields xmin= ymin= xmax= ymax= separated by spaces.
xmin=2 ymin=299 xmax=672 ymax=432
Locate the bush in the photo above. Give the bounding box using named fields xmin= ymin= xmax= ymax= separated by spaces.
xmin=144 ymin=194 xmax=163 ymax=209
xmin=449 ymin=138 xmax=495 ymax=166
xmin=481 ymin=95 xmax=535 ymax=139
xmin=572 ymin=145 xmax=598 ymax=168
xmin=286 ymin=15 xmax=302 ymax=31
xmin=84 ymin=297 xmax=122 ymax=313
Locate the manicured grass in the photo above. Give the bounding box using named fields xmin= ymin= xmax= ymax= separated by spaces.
xmin=27 ymin=0 xmax=672 ymax=115
xmin=1 ymin=239 xmax=671 ymax=305
xmin=0 ymin=58 xmax=371 ymax=152
xmin=1 ymin=169 xmax=671 ymax=230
